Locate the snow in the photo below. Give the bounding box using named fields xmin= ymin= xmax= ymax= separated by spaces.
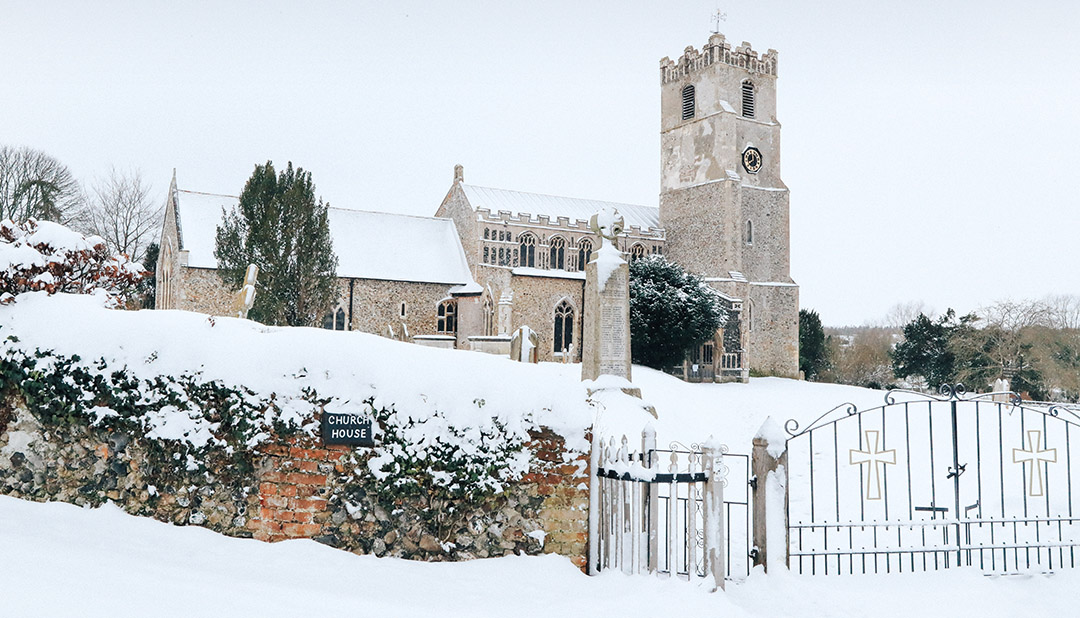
xmin=461 ymin=184 xmax=660 ymax=232
xmin=511 ymin=266 xmax=586 ymax=281
xmin=754 ymin=417 xmax=787 ymax=458
xmin=593 ymin=239 xmax=624 ymax=292
xmin=1 ymin=495 xmax=1077 ymax=617
xmin=175 ymin=189 xmax=475 ymax=285
xmin=0 ymin=292 xmax=594 ymax=455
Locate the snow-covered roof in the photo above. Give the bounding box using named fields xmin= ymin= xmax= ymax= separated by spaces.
xmin=460 ymin=184 xmax=660 ymax=231
xmin=174 ymin=189 xmax=473 ymax=285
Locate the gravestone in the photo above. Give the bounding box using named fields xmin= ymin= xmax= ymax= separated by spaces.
xmin=581 ymin=208 xmax=634 ymax=388
xmin=509 ymin=325 xmax=538 ymax=363
xmin=231 ymin=264 xmax=258 ymax=319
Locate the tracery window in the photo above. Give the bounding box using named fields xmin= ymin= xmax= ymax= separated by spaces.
xmin=553 ymin=299 xmax=574 ymax=354
xmin=629 ymin=243 xmax=646 ymax=261
xmin=576 ymin=238 xmax=592 ymax=271
xmin=519 ymin=233 xmax=537 ymax=268
xmin=549 ymin=236 xmax=566 ymax=270
xmin=323 ymin=306 xmax=347 ymax=331
xmin=437 ymin=299 xmax=457 ymax=334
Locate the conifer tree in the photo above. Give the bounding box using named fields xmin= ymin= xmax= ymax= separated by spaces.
xmin=629 ymin=255 xmax=725 ymax=369
xmin=799 ymin=308 xmax=829 ymax=380
xmin=214 ymin=162 xmax=338 ymax=327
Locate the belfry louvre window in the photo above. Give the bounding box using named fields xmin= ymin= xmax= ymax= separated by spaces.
xmin=681 ymin=85 xmax=695 ymax=120
xmin=437 ymin=300 xmax=457 ymax=334
xmin=741 ymin=80 xmax=755 ymax=118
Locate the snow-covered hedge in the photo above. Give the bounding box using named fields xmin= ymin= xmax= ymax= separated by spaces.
xmin=0 ymin=218 xmax=144 ymax=306
xmin=0 ymin=293 xmax=592 ymax=503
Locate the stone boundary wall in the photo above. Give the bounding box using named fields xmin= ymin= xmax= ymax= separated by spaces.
xmin=0 ymin=402 xmax=591 ymax=569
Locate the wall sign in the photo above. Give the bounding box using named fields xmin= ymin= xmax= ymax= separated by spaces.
xmin=321 ymin=412 xmax=374 ymax=447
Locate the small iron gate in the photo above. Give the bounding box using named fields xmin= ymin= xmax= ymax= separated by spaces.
xmin=785 ymin=385 xmax=1080 ymax=575
xmin=588 ymin=428 xmax=753 ymax=587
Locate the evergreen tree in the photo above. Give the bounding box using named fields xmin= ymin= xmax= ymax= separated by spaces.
xmin=138 ymin=242 xmax=158 ymax=309
xmin=799 ymin=308 xmax=829 ymax=380
xmin=629 ymin=255 xmax=725 ymax=370
xmin=214 ymin=162 xmax=338 ymax=326
xmin=891 ymin=309 xmax=977 ymax=389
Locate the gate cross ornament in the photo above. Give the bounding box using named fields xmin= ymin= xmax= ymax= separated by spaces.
xmin=1013 ymin=429 xmax=1057 ymax=497
xmin=850 ymin=429 xmax=896 ymax=501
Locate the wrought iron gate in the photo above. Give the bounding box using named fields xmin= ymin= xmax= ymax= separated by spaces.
xmin=785 ymin=385 xmax=1080 ymax=575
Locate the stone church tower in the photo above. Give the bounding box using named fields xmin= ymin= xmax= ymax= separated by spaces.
xmin=659 ymin=34 xmax=799 ymax=377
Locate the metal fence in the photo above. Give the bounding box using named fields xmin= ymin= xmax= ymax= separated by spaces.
xmin=784 ymin=385 xmax=1080 ymax=575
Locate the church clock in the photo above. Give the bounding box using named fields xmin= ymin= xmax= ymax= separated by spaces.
xmin=742 ymin=147 xmax=762 ymax=174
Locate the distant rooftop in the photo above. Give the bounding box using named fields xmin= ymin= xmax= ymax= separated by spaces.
xmin=175 ymin=189 xmax=474 ymax=285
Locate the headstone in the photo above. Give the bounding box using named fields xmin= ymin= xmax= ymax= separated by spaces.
xmin=581 ymin=207 xmax=634 ymax=387
xmin=992 ymin=377 xmax=1011 ymax=403
xmin=509 ymin=325 xmax=538 ymax=363
xmin=497 ymin=289 xmax=514 ymax=336
xmin=231 ymin=264 xmax=258 ymax=319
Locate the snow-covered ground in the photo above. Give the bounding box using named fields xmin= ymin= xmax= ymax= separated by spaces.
xmin=1 ymin=494 xmax=1074 ymax=618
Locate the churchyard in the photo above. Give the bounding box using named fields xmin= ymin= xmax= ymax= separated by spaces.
xmin=0 ymin=215 xmax=1078 ymax=616
xmin=2 ymin=289 xmax=1080 ymax=616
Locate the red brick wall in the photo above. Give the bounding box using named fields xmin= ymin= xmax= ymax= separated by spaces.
xmin=246 ymin=428 xmax=592 ymax=569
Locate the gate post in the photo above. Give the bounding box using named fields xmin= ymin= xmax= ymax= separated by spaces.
xmin=587 ymin=424 xmax=600 ymax=575
xmin=642 ymin=425 xmax=659 ymax=573
xmin=702 ymin=441 xmax=726 ymax=591
xmin=752 ymin=418 xmax=788 ymax=572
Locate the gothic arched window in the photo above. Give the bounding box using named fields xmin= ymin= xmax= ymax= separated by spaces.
xmin=335 ymin=307 xmax=346 ymax=330
xmin=746 ymin=220 xmax=753 ymax=245
xmin=553 ymin=299 xmax=574 ymax=354
xmin=437 ymin=299 xmax=457 ymax=334
xmin=629 ymin=243 xmax=646 ymax=261
xmin=681 ymin=84 xmax=696 ymax=120
xmin=549 ymin=236 xmax=566 ymax=270
xmin=484 ymin=228 xmax=490 ymax=240
xmin=576 ymin=238 xmax=592 ymax=271
xmin=519 ymin=233 xmax=537 ymax=268
xmin=741 ymin=80 xmax=756 ymax=118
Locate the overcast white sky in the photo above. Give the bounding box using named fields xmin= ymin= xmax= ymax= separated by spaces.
xmin=2 ymin=1 xmax=1077 ymax=326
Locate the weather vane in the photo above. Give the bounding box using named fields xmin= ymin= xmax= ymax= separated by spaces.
xmin=711 ymin=8 xmax=727 ymax=34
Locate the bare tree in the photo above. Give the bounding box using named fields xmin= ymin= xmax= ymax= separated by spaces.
xmin=883 ymin=300 xmax=932 ymax=329
xmin=0 ymin=145 xmax=84 ymax=223
xmin=1043 ymin=294 xmax=1080 ymax=330
xmin=84 ymin=168 xmax=162 ymax=263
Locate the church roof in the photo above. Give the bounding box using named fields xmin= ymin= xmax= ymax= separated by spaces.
xmin=174 ymin=189 xmax=474 ymax=285
xmin=459 ymin=184 xmax=660 ymax=231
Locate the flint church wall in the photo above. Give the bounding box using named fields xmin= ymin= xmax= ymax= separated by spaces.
xmin=0 ymin=398 xmax=592 ymax=568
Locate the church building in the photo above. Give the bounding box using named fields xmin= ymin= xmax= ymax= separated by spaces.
xmin=155 ymin=33 xmax=799 ymax=380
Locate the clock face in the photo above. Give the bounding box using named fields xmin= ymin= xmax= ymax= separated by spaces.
xmin=742 ymin=147 xmax=763 ymax=174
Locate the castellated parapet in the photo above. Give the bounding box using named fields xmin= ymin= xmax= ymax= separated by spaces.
xmin=660 ymin=33 xmax=778 ymax=84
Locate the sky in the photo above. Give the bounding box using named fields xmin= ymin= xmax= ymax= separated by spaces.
xmin=2 ymin=1 xmax=1078 ymax=326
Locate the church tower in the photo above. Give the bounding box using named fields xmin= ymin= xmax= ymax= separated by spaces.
xmin=659 ymin=33 xmax=799 ymax=377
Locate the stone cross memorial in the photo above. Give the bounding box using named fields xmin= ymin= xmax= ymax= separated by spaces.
xmin=581 ymin=207 xmax=633 ymax=384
